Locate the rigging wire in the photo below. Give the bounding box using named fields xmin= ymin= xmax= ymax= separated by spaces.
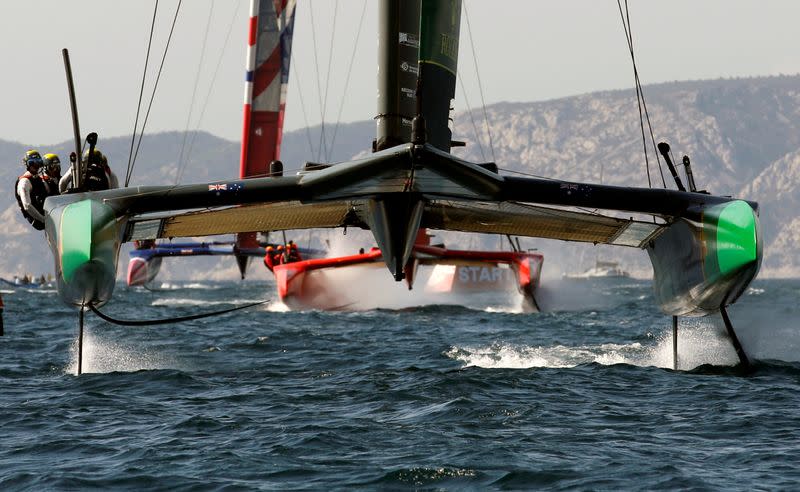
xmin=616 ymin=0 xmax=667 ymax=189
xmin=126 ymin=0 xmax=160 ymax=188
xmin=128 ymin=0 xmax=183 ymax=187
xmin=326 ymin=0 xmax=368 ymax=162
xmin=177 ymin=0 xmax=242 ymax=184
xmin=456 ymin=72 xmax=487 ymax=161
xmin=317 ymin=0 xmax=339 ymax=162
xmin=308 ymin=1 xmax=330 ymax=162
xmin=291 ymin=61 xmax=319 ymax=160
xmin=174 ymin=0 xmax=215 ymax=185
xmin=463 ymin=0 xmax=496 ymax=162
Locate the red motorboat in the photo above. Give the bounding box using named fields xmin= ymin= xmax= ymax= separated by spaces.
xmin=270 ymin=231 xmax=543 ymax=311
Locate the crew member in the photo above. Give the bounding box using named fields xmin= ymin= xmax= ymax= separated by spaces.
xmin=59 ymin=148 xmax=119 ymax=193
xmin=285 ymin=241 xmax=302 ymax=263
xmin=42 ymin=153 xmax=62 ymax=196
xmin=15 ymin=150 xmax=49 ymax=230
xmin=275 ymin=244 xmax=285 ymax=265
xmin=263 ymin=245 xmax=276 ymax=272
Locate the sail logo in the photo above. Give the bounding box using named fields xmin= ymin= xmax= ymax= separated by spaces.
xmin=399 ymin=32 xmax=419 ymax=48
xmin=400 ymin=61 xmax=419 ymax=75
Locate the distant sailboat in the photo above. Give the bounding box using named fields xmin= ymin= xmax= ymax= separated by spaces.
xmin=563 ymin=259 xmax=630 ymax=280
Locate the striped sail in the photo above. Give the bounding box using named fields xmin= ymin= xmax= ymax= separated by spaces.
xmin=240 ymin=0 xmax=296 ymax=179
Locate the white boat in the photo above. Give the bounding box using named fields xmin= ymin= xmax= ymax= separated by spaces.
xmin=563 ymin=260 xmax=630 ymax=279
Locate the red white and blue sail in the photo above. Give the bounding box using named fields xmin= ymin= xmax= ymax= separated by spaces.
xmin=240 ymin=0 xmax=296 ymax=179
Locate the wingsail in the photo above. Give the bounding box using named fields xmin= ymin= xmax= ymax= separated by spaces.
xmin=240 ymin=0 xmax=295 ymax=179
xmin=237 ymin=0 xmax=297 ymax=275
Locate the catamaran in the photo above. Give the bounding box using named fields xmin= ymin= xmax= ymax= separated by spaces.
xmin=43 ymin=0 xmax=761 ymax=373
xmin=125 ymin=0 xmax=544 ymax=311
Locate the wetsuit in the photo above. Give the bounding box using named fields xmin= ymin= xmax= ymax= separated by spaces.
xmin=15 ymin=171 xmax=49 ymax=230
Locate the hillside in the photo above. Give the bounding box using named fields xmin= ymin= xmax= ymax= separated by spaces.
xmin=2 ymin=75 xmax=798 ymax=280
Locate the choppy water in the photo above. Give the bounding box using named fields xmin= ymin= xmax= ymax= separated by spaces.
xmin=1 ymin=278 xmax=799 ymax=490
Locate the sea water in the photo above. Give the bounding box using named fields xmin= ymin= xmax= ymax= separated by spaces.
xmin=1 ymin=278 xmax=799 ymax=489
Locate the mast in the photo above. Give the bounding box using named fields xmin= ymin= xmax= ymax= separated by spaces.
xmin=62 ymin=49 xmax=83 ymax=190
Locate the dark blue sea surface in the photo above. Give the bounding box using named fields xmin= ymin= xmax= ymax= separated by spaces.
xmin=1 ymin=277 xmax=799 ymax=490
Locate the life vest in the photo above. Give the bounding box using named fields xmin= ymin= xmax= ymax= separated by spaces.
xmin=286 ymin=245 xmax=301 ymax=263
xmin=263 ymin=251 xmax=275 ymax=272
xmin=83 ymin=162 xmax=110 ymax=191
xmin=14 ymin=172 xmax=48 ymax=230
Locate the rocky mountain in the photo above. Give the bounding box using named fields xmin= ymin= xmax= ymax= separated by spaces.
xmin=2 ymin=75 xmax=798 ymax=281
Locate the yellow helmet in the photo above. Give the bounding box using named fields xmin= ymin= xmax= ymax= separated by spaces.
xmin=43 ymin=153 xmax=61 ymax=174
xmin=82 ymin=148 xmax=106 ymax=165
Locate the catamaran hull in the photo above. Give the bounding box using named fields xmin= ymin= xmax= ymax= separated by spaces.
xmin=45 ymin=197 xmax=124 ymax=307
xmin=127 ymin=256 xmax=162 ymax=286
xmin=647 ymin=200 xmax=762 ymax=316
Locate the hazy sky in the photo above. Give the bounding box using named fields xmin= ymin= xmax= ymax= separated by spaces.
xmin=2 ymin=1 xmax=799 ymax=146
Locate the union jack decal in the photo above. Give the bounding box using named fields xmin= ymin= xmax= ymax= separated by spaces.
xmin=208 ymin=184 xmax=228 ymax=191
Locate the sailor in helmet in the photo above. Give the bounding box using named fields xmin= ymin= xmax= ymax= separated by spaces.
xmin=59 ymin=148 xmax=119 ymax=193
xmin=286 ymin=240 xmax=302 ymax=263
xmin=14 ymin=150 xmax=49 ymax=230
xmin=263 ymin=245 xmax=276 ymax=272
xmin=275 ymin=244 xmax=285 ymax=265
xmin=42 ymin=153 xmax=62 ymax=196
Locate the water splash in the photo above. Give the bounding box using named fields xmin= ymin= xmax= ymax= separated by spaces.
xmin=447 ymin=319 xmax=740 ymax=370
xmin=278 ymin=264 xmax=524 ymax=312
xmin=156 ymin=282 xmax=215 ymax=290
xmin=65 ymin=330 xmax=183 ymax=374
xmin=267 ymin=301 xmax=290 ymax=312
xmin=484 ymin=303 xmax=524 ymax=314
xmin=646 ymin=318 xmax=738 ymax=369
